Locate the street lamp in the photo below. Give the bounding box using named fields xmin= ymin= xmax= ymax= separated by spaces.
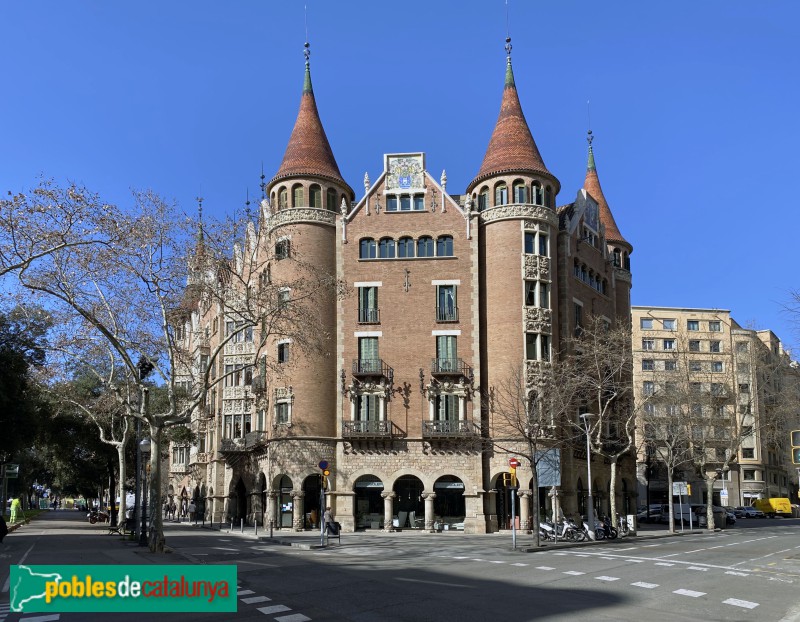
xmin=139 ymin=438 xmax=151 ymax=547
xmin=580 ymin=413 xmax=596 ymax=539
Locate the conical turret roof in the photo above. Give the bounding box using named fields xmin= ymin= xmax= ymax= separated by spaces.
xmin=583 ymin=135 xmax=629 ymax=248
xmin=269 ymin=58 xmax=353 ymax=197
xmin=469 ymin=56 xmax=558 ymax=192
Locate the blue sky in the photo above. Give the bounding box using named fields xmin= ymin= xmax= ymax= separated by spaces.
xmin=2 ymin=2 xmax=798 ymax=351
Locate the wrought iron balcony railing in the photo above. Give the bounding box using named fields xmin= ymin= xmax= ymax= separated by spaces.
xmin=358 ymin=308 xmax=380 ymax=324
xmin=436 ymin=306 xmax=459 ymax=322
xmin=431 ymin=357 xmax=472 ymax=377
xmin=422 ymin=420 xmax=480 ymax=438
xmin=342 ymin=419 xmax=396 ymax=438
xmin=352 ymin=358 xmax=392 ymax=377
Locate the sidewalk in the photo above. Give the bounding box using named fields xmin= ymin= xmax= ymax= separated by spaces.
xmin=165 ymin=517 xmax=707 ymax=553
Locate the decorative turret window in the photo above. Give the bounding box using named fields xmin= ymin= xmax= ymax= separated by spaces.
xmin=525 ymin=333 xmax=550 ymax=361
xmin=478 ymin=188 xmax=489 ymax=211
xmin=545 ymin=186 xmax=553 ymax=208
xmin=524 ymin=230 xmax=549 ymax=256
xmin=275 ymin=238 xmax=291 ymax=260
xmin=525 ymin=281 xmax=550 ymax=309
xmin=513 ymin=180 xmax=528 ymax=203
xmin=532 ymin=182 xmax=543 ymax=205
xmin=495 ymin=182 xmax=508 ymax=206
xmin=309 ymin=184 xmax=322 ymax=208
xmin=326 ymin=188 xmax=337 ymax=210
xmin=292 ymin=184 xmax=304 ymax=207
xmin=279 ymin=188 xmax=288 ymax=209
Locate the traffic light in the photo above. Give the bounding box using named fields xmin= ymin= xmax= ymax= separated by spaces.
xmin=792 ymin=431 xmax=800 ymax=465
xmin=509 ymin=466 xmax=518 ymax=488
xmin=319 ymin=460 xmax=332 ymax=489
xmin=686 ymin=484 xmax=692 ymax=496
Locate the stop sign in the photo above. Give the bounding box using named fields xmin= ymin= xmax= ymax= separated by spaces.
xmin=508 ymin=458 xmax=520 ymax=467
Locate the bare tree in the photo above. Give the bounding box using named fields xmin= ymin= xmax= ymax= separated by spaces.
xmin=568 ymin=316 xmax=640 ymax=529
xmin=8 ymin=185 xmax=337 ymax=551
xmin=0 ymin=179 xmax=122 ymax=278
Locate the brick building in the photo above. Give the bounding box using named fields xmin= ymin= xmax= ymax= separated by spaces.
xmin=169 ymin=41 xmax=636 ymax=533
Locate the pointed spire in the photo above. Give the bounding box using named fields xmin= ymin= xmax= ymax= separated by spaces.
xmin=469 ymin=37 xmax=558 ymax=192
xmin=195 ymin=196 xmax=205 ymax=249
xmin=269 ymin=41 xmax=353 ymax=198
xmin=582 ymin=131 xmax=629 ymax=247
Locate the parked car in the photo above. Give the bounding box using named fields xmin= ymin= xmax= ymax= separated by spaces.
xmin=691 ymin=504 xmax=734 ymax=528
xmin=736 ymin=506 xmax=765 ymax=518
xmin=725 ymin=506 xmax=744 ymax=518
xmin=636 ymin=505 xmax=664 ymax=523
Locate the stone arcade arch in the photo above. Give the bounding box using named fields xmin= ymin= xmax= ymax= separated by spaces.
xmin=302 ymin=474 xmax=324 ymax=529
xmin=353 ymin=475 xmax=384 ymax=530
xmin=393 ymin=475 xmax=424 ymax=529
xmin=432 ymin=475 xmax=466 ymax=531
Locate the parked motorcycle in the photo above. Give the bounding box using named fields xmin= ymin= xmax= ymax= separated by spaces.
xmin=87 ymin=508 xmax=109 ymax=524
xmin=601 ymin=515 xmax=618 ymax=539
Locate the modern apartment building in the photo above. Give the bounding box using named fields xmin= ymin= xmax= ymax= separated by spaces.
xmin=168 ymin=40 xmax=635 ymax=534
xmin=631 ymin=306 xmax=799 ymax=508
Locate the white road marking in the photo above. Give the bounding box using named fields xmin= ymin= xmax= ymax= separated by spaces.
xmin=275 ymin=615 xmax=311 ymax=622
xmin=239 ymin=589 xmax=255 ymax=595
xmin=595 ymin=576 xmax=620 ymax=581
xmin=213 ymin=546 xmax=239 ymax=551
xmin=238 ymin=560 xmax=278 ymax=567
xmin=242 ymin=596 xmax=272 ymax=604
xmin=685 ymin=548 xmax=706 ymax=553
xmin=489 ymin=560 xmax=505 ymax=564
xmin=452 ymin=556 xmax=469 ymax=559
xmin=687 ymin=566 xmax=708 ymax=571
xmin=19 ymin=616 xmax=60 ymax=622
xmin=642 ymin=544 xmax=661 ymax=547
xmin=723 ymin=598 xmax=759 ymax=609
xmin=674 ymin=589 xmax=705 ymax=597
xmin=511 ymin=563 xmax=528 ymax=567
xmin=631 ymin=582 xmax=659 ymax=589
xmin=563 ymin=571 xmax=585 ymax=575
xmin=655 ymin=562 xmax=674 ymax=567
xmin=600 ymin=556 xmax=615 ymax=560
xmin=2 ymin=542 xmax=37 ymax=593
xmin=625 ymin=559 xmax=645 ymax=563
xmin=725 ymin=571 xmax=749 ymax=577
xmin=396 ymin=577 xmax=470 ymax=588
xmin=536 ymin=566 xmax=555 ymax=570
xmin=258 ymin=605 xmax=291 ymax=615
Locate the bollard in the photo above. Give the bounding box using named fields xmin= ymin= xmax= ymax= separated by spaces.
xmin=254 ymin=522 xmax=258 ymax=537
xmin=269 ymin=519 xmax=274 ymax=538
xmin=230 ymin=520 xmax=233 ymax=532
xmin=240 ymin=518 xmax=244 ymax=533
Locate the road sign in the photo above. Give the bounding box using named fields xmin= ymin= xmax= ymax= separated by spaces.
xmin=508 ymin=458 xmax=520 ymax=468
xmin=5 ymin=464 xmax=19 ymax=479
xmin=672 ymin=481 xmax=688 ymax=495
xmin=318 ymin=460 xmax=329 ymax=470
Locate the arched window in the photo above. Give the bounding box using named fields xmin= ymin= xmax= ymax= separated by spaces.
xmin=326 ymin=188 xmax=337 ymax=210
xmin=359 ymin=238 xmax=377 ymax=259
xmin=612 ymin=248 xmax=621 ymax=267
xmin=478 ymin=187 xmax=489 ymax=211
xmin=278 ymin=188 xmax=288 ymax=209
xmin=532 ymin=182 xmax=543 ymax=205
xmin=270 ymin=192 xmax=276 ymax=208
xmin=436 ymin=235 xmax=453 ymax=257
xmin=580 ymin=264 xmax=587 ymax=283
xmin=513 ymin=180 xmax=528 ymax=204
xmin=398 ymin=237 xmax=415 ymax=258
xmin=624 ymin=253 xmax=631 ymax=271
xmin=545 ymin=185 xmax=552 ymax=208
xmin=495 ymin=183 xmax=508 ymax=206
xmin=378 ymin=238 xmax=396 ymax=259
xmin=417 ymin=236 xmax=434 ymax=257
xmin=292 ymin=184 xmax=304 ymax=207
xmin=309 ymin=184 xmax=322 ymax=208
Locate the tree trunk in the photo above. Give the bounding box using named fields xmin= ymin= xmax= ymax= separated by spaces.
xmin=117 ymin=443 xmax=127 ymax=530
xmin=530 ymin=450 xmax=540 ymax=547
xmin=107 ymin=460 xmax=117 ymax=527
xmin=705 ymin=477 xmax=715 ymax=530
xmin=609 ymin=459 xmax=618 ymax=526
xmin=666 ymin=470 xmax=675 ymax=533
xmin=148 ymin=423 xmax=166 ymax=553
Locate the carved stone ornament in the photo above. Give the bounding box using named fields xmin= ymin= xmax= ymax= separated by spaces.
xmin=268 ymin=208 xmax=336 ymax=232
xmin=347 ymin=380 xmax=391 ymax=400
xmin=523 ymin=255 xmax=550 ymax=280
xmin=223 ymin=342 xmax=256 ymax=357
xmin=479 ymin=204 xmax=559 ymax=227
xmin=385 ymin=155 xmax=424 ymax=191
xmin=614 ymin=267 xmax=632 ymax=284
xmin=525 ymin=360 xmax=552 ymax=388
xmin=425 ymin=381 xmax=469 ymax=398
xmin=524 ymin=307 xmax=552 ymax=334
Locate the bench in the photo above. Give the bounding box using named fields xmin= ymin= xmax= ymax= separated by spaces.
xmin=108 ymin=517 xmax=136 ymax=536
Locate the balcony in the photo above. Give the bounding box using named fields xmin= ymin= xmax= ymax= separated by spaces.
xmin=422 ymin=420 xmax=480 ymax=438
xmin=431 ymin=358 xmax=472 ymax=378
xmin=358 ymin=308 xmax=380 ymax=324
xmin=436 ymin=306 xmax=459 ymax=322
xmin=342 ymin=419 xmax=397 ymax=439
xmin=218 ymin=432 xmax=268 ymax=455
xmin=352 ymin=358 xmax=392 ymax=378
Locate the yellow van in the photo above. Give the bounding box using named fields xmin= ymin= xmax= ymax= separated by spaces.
xmin=752 ymin=498 xmax=792 ymax=518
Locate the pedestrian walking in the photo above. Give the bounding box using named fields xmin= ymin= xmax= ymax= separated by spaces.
xmin=323 ymin=506 xmax=337 ymax=535
xmin=9 ymin=497 xmax=22 ymax=524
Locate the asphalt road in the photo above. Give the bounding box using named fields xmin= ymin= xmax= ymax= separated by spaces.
xmin=2 ymin=511 xmax=799 ymax=621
